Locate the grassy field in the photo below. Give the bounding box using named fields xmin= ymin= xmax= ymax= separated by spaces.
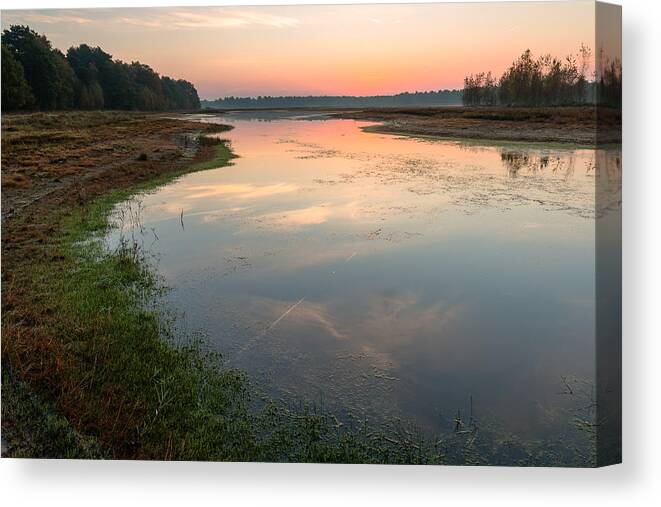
xmin=1 ymin=111 xmax=595 ymax=464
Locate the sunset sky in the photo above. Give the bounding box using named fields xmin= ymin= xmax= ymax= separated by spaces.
xmin=1 ymin=2 xmax=598 ymax=99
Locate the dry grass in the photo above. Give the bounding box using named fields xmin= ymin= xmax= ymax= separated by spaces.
xmin=336 ymin=106 xmax=621 ymax=145
xmin=2 ymin=173 xmax=31 ymax=188
xmin=1 ymin=111 xmax=232 ymax=220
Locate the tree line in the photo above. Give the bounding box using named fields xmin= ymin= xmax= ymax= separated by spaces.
xmin=462 ymin=46 xmax=621 ymax=108
xmin=202 ymin=90 xmax=462 ymax=109
xmin=2 ymin=25 xmax=201 ymax=112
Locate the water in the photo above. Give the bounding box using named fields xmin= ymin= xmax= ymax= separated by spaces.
xmin=107 ymin=111 xmax=621 ymax=437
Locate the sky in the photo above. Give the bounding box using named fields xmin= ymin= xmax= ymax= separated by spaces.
xmin=1 ymin=2 xmax=599 ymax=99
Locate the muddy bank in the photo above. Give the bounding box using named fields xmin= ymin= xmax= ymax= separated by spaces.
xmin=1 ymin=111 xmax=233 ymax=222
xmin=334 ymin=106 xmax=621 ymax=145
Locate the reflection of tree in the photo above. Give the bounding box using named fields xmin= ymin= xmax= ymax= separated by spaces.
xmin=500 ymin=151 xmax=528 ymax=177
xmin=498 ymin=148 xmax=621 ymax=216
xmin=500 ymin=150 xmax=576 ymax=179
xmin=595 ymin=149 xmax=622 ymax=215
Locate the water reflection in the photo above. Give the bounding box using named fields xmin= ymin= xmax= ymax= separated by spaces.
xmin=106 ymin=112 xmax=621 ymax=437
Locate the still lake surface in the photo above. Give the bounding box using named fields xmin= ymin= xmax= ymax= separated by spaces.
xmin=107 ymin=111 xmax=621 ymax=437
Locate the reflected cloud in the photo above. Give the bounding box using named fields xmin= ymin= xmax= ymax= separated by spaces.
xmin=254 ymin=201 xmax=362 ymax=228
xmin=356 ymin=291 xmax=463 ymax=349
xmin=264 ymin=205 xmax=332 ymax=226
xmin=235 ymin=291 xmax=463 ymax=383
xmin=184 ymin=182 xmax=297 ymax=200
xmin=237 ymin=296 xmax=350 ymax=356
xmin=291 ymin=300 xmax=350 ymax=341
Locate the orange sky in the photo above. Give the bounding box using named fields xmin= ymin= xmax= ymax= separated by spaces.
xmin=1 ymin=2 xmax=598 ymax=98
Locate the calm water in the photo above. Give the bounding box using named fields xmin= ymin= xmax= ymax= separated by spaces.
xmin=107 ymin=112 xmax=621 ymax=437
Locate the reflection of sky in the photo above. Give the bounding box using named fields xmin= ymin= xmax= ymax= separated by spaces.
xmin=106 ymin=115 xmax=621 ymax=436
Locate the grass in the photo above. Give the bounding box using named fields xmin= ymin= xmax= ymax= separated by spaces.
xmin=2 ymin=115 xmax=596 ymax=465
xmin=1 ymin=173 xmax=31 ymax=188
xmin=338 ymin=106 xmax=621 ymax=145
xmin=1 ymin=368 xmax=103 ymax=459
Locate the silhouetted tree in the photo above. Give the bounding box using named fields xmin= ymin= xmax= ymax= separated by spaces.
xmin=2 ymin=25 xmax=69 ymax=109
xmin=463 ymin=46 xmax=599 ymax=107
xmin=3 ymin=25 xmax=201 ymax=112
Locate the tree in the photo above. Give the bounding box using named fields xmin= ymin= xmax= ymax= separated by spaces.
xmin=2 ymin=25 xmax=66 ymax=109
xmin=52 ymin=49 xmax=76 ymax=109
xmin=464 ymin=47 xmax=594 ymax=107
xmin=1 ymin=44 xmax=34 ymax=110
xmin=2 ymin=24 xmax=202 ymax=112
xmin=67 ymin=44 xmax=104 ymax=108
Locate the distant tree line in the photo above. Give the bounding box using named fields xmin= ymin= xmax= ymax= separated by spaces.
xmin=2 ymin=25 xmax=200 ymax=112
xmin=202 ymin=90 xmax=463 ymax=109
xmin=463 ymin=46 xmax=621 ymax=108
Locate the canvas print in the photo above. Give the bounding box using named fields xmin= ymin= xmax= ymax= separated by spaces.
xmin=1 ymin=1 xmax=621 ymax=466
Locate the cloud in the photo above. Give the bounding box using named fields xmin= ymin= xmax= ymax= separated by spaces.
xmin=2 ymin=11 xmax=94 ymax=25
xmin=116 ymin=17 xmax=163 ymax=29
xmin=117 ymin=9 xmax=299 ymax=30
xmin=2 ymin=8 xmax=299 ymax=31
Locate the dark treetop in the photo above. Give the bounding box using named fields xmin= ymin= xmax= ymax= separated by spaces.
xmin=2 ymin=25 xmax=201 ymax=112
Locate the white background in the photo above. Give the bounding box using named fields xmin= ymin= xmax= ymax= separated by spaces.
xmin=1 ymin=0 xmax=659 ymax=505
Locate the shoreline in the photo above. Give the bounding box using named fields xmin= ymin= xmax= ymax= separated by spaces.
xmin=201 ymin=105 xmax=621 ymax=146
xmin=1 ymin=112 xmax=240 ymax=458
xmin=1 ymin=111 xmax=594 ymax=464
xmin=358 ymin=125 xmax=607 ymax=151
xmin=332 ymin=106 xmax=621 ymax=145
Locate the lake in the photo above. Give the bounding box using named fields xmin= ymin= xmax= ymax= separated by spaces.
xmin=107 ymin=111 xmax=621 ymax=438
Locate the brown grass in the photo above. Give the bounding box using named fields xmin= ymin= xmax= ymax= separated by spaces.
xmin=336 ymin=106 xmax=621 ymax=145
xmin=2 ymin=173 xmax=31 ymax=188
